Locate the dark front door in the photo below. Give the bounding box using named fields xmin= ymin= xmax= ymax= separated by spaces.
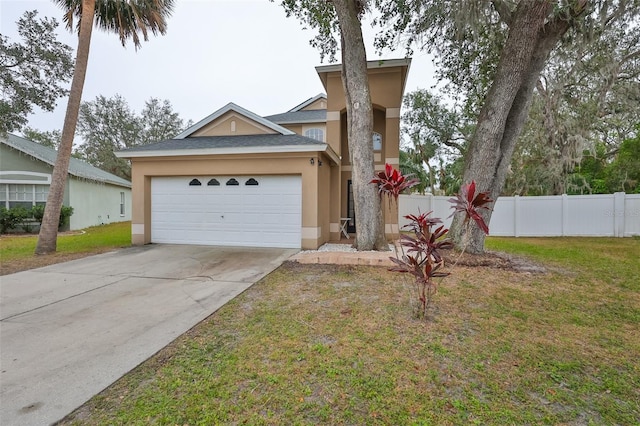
xmin=347 ymin=179 xmax=356 ymax=233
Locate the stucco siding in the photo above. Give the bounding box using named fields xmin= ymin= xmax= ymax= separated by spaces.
xmin=129 ymin=152 xmax=327 ymax=249
xmin=191 ymin=112 xmax=276 ymax=137
xmin=68 ymin=178 xmax=132 ymax=230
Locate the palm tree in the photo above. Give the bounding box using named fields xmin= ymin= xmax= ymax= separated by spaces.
xmin=35 ymin=0 xmax=175 ymax=255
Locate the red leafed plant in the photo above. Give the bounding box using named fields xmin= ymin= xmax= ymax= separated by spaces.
xmin=372 ymin=165 xmax=493 ymax=320
xmin=390 ymin=211 xmax=454 ymax=318
xmin=448 ymin=181 xmax=493 ymax=235
xmin=371 ymin=163 xmax=420 ymax=204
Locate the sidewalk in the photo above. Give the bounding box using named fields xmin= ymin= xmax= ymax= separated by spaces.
xmin=289 ymin=241 xmax=398 ymax=267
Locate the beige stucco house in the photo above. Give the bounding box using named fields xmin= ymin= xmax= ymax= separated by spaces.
xmin=117 ymin=58 xmax=411 ymax=249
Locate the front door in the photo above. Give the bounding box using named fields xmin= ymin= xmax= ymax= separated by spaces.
xmin=346 ymin=179 xmax=356 ymax=233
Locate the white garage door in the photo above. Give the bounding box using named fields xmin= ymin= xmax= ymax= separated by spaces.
xmin=151 ymin=176 xmax=301 ymax=248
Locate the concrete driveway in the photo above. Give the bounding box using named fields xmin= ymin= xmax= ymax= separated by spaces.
xmin=0 ymin=244 xmax=296 ymax=426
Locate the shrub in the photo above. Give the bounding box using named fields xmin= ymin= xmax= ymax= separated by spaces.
xmin=0 ymin=206 xmax=30 ymax=234
xmin=0 ymin=205 xmax=75 ymax=233
xmin=59 ymin=205 xmax=74 ymax=231
xmin=30 ymin=204 xmax=45 ymax=222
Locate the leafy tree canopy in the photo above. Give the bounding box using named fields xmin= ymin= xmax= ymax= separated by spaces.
xmin=22 ymin=127 xmax=63 ymax=150
xmin=76 ymin=94 xmax=192 ymax=180
xmin=504 ymin=6 xmax=640 ymax=195
xmin=0 ymin=10 xmax=74 ymax=135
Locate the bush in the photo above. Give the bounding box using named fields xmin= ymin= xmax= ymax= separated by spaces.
xmin=0 ymin=204 xmax=75 ymax=233
xmin=0 ymin=206 xmax=30 ymax=234
xmin=30 ymin=204 xmax=45 ymax=222
xmin=59 ymin=205 xmax=74 ymax=230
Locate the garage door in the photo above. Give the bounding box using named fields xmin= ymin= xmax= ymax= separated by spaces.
xmin=151 ymin=176 xmax=301 ymax=248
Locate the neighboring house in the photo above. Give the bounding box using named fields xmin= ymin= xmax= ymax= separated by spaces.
xmin=117 ymin=58 xmax=411 ymax=249
xmin=0 ymin=133 xmax=132 ymax=230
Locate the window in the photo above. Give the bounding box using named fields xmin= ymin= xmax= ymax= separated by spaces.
xmin=245 ymin=178 xmax=259 ymax=186
xmin=226 ymin=178 xmax=239 ymax=186
xmin=207 ymin=178 xmax=220 ymax=186
xmin=0 ymin=184 xmax=48 ymax=209
xmin=189 ymin=179 xmax=202 ymax=186
xmin=120 ymin=192 xmax=125 ymax=216
xmin=304 ymin=128 xmax=324 ymax=142
xmin=372 ymin=132 xmax=382 ymax=151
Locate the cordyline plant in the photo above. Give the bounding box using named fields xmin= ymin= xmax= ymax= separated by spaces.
xmin=371 ymin=163 xmax=421 ymax=206
xmin=371 ymin=163 xmax=492 ymax=319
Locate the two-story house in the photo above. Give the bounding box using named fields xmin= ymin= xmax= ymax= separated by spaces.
xmin=117 ymin=58 xmax=411 ymax=249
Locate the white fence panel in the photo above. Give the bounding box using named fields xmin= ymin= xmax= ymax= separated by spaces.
xmin=398 ymin=194 xmax=453 ymax=229
xmin=566 ymin=194 xmax=614 ymax=236
xmin=489 ymin=198 xmax=515 ymax=236
xmin=398 ymin=192 xmax=640 ymax=237
xmin=518 ymin=196 xmax=563 ymax=236
xmin=624 ymin=194 xmax=640 ymax=237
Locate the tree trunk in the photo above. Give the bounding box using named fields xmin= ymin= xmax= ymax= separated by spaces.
xmin=332 ymin=0 xmax=388 ymax=251
xmin=35 ymin=0 xmax=95 ymax=255
xmin=450 ymin=0 xmax=584 ymax=253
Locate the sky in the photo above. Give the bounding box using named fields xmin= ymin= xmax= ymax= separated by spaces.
xmin=0 ymin=0 xmax=437 ymax=135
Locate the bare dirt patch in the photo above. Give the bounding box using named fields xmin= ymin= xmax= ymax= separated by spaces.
xmin=442 ymin=250 xmax=547 ymax=273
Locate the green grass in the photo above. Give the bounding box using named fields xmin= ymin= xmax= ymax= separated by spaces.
xmin=486 ymin=236 xmax=640 ymax=286
xmin=56 ymin=237 xmax=640 ymax=425
xmin=0 ymin=222 xmax=130 ymax=274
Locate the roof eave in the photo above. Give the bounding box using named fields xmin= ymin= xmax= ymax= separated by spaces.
xmin=116 ymin=144 xmax=334 ymax=159
xmin=288 ymin=93 xmax=327 ymax=112
xmin=316 ymin=58 xmax=412 ymax=92
xmin=269 ymin=118 xmax=328 ymax=125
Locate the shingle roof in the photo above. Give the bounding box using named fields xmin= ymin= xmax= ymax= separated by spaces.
xmin=120 ymin=133 xmax=326 ymax=153
xmin=1 ymin=133 xmax=131 ymax=188
xmin=263 ymin=109 xmax=327 ymax=125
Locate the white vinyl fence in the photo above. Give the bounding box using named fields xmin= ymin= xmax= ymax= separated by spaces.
xmin=398 ymin=192 xmax=640 ymax=237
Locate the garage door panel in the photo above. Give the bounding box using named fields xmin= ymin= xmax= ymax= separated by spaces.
xmin=151 ymin=176 xmax=301 ymax=248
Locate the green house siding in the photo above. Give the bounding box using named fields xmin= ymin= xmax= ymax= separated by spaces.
xmin=1 ymin=137 xmax=131 ymax=231
xmin=0 ymin=145 xmax=53 ymax=175
xmin=68 ymin=178 xmax=132 ymax=229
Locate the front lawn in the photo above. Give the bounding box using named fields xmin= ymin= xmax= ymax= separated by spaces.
xmin=0 ymin=221 xmax=131 ymax=275
xmin=58 ymin=237 xmax=640 ymax=425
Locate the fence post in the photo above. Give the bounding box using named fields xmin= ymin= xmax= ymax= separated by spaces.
xmin=514 ymin=195 xmax=520 ymax=237
xmin=614 ymin=192 xmax=625 ymax=237
xmin=562 ymin=194 xmax=569 ymax=237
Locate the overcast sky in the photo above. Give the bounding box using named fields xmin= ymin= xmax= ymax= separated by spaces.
xmin=1 ymin=0 xmax=437 ymax=135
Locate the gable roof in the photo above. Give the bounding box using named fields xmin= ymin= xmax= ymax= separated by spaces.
xmin=263 ymin=109 xmax=327 ymax=125
xmin=116 ymin=134 xmax=340 ymax=165
xmin=1 ymin=133 xmax=131 ymax=188
xmin=288 ymin=93 xmax=327 ymax=112
xmin=174 ymin=102 xmax=295 ymax=139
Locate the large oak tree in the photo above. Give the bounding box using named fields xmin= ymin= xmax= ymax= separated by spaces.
xmin=281 ymin=0 xmax=388 ymax=250
xmin=376 ymin=0 xmax=639 ymax=253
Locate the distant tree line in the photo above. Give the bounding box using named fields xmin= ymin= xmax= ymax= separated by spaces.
xmin=25 ymin=94 xmax=192 ymax=180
